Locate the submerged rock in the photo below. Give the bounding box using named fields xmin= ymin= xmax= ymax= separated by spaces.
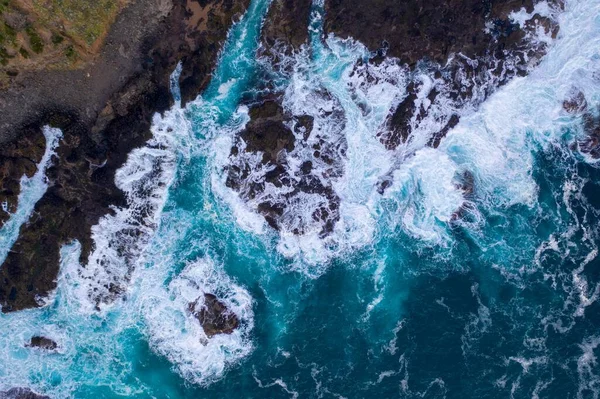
xmin=580 ymin=111 xmax=600 ymax=158
xmin=451 ymin=171 xmax=476 ymax=222
xmin=225 ymin=96 xmax=343 ymax=236
xmin=563 ymin=89 xmax=588 ymax=114
xmin=189 ymin=293 xmax=239 ymax=338
xmin=0 ymin=388 xmax=49 ymax=399
xmin=26 ymin=336 xmax=58 ymax=351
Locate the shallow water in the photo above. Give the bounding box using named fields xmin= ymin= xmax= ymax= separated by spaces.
xmin=1 ymin=0 xmax=600 ymax=397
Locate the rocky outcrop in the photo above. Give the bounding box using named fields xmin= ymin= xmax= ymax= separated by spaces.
xmin=26 ymin=335 xmax=58 ymax=351
xmin=561 ymin=89 xmax=600 ymax=158
xmin=0 ymin=127 xmax=46 ymax=227
xmin=224 ymin=0 xmax=562 ymax=236
xmin=325 ymin=0 xmax=559 ymax=66
xmin=0 ymin=388 xmax=49 ymax=399
xmin=260 ymin=0 xmax=312 ymax=55
xmin=369 ymin=0 xmax=562 ymax=151
xmin=225 ymin=97 xmax=343 ymax=235
xmin=189 ymin=293 xmax=239 ymax=338
xmin=0 ymin=0 xmax=250 ymax=313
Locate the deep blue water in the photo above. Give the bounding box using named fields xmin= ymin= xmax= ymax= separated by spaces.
xmin=1 ymin=0 xmax=600 ymax=398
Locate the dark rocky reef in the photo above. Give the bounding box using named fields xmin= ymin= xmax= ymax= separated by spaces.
xmin=561 ymin=89 xmax=600 ymax=158
xmin=189 ymin=293 xmax=239 ymax=338
xmin=324 ymin=0 xmax=558 ymax=65
xmin=0 ymin=128 xmax=46 ymax=227
xmin=324 ymin=0 xmax=562 ymax=151
xmin=0 ymin=388 xmax=49 ymax=399
xmin=0 ymin=0 xmax=250 ymax=312
xmin=225 ymin=98 xmax=343 ymax=235
xmin=26 ymin=336 xmax=58 ymax=351
xmin=224 ymin=0 xmax=562 ymax=236
xmin=451 ymin=170 xmax=476 ymax=222
xmin=260 ymin=0 xmax=312 ymax=55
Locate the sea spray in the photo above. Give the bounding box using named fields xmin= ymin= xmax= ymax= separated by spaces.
xmin=0 ymin=126 xmax=62 ymax=266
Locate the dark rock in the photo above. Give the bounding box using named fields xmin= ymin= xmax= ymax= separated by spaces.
xmin=260 ymin=0 xmax=313 ymax=55
xmin=455 ymin=170 xmax=475 ymax=198
xmin=378 ymin=83 xmax=418 ymax=149
xmin=324 ymin=0 xmax=543 ymax=66
xmin=429 ymin=114 xmax=460 ymax=149
xmin=580 ymin=110 xmax=600 ymax=158
xmin=26 ymin=336 xmax=58 ymax=351
xmin=0 ymin=127 xmax=46 ymax=228
xmin=345 ymin=0 xmax=561 ymax=151
xmin=294 ymin=115 xmax=314 ymax=140
xmin=225 ymin=93 xmax=344 ymax=236
xmin=0 ymin=388 xmax=49 ymax=399
xmin=451 ymin=170 xmax=476 ymax=222
xmin=189 ymin=293 xmax=239 ymax=338
xmin=563 ymin=89 xmax=587 ymax=114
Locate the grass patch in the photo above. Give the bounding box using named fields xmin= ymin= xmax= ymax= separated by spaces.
xmin=51 ymin=33 xmax=63 ymax=45
xmin=65 ymin=44 xmax=76 ymax=60
xmin=0 ymin=0 xmax=10 ymax=15
xmin=19 ymin=47 xmax=28 ymax=58
xmin=0 ymin=46 xmax=10 ymax=65
xmin=25 ymin=25 xmax=44 ymax=53
xmin=32 ymin=0 xmax=122 ymax=48
xmin=0 ymin=22 xmax=16 ymax=46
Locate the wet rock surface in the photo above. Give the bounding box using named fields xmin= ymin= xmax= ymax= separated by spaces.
xmin=189 ymin=293 xmax=239 ymax=338
xmin=224 ymin=0 xmax=561 ymax=236
xmin=0 ymin=0 xmax=250 ymax=312
xmin=563 ymin=89 xmax=588 ymax=114
xmin=562 ymin=90 xmax=600 ymax=158
xmin=580 ymin=111 xmax=600 ymax=158
xmin=226 ymin=95 xmax=345 ymax=235
xmin=0 ymin=388 xmax=49 ymax=399
xmin=260 ymin=0 xmax=313 ymax=56
xmin=371 ymin=0 xmax=562 ymax=151
xmin=325 ymin=0 xmax=558 ymax=65
xmin=26 ymin=336 xmax=58 ymax=351
xmin=0 ymin=128 xmax=46 ymax=227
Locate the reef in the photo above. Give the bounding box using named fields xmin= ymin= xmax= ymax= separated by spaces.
xmin=26 ymin=335 xmax=58 ymax=351
xmin=222 ymin=0 xmax=562 ymax=239
xmin=189 ymin=293 xmax=240 ymax=338
xmin=0 ymin=388 xmax=49 ymax=399
xmin=0 ymin=0 xmax=250 ymax=312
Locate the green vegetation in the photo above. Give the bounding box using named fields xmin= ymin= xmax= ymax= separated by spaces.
xmin=51 ymin=33 xmax=64 ymax=45
xmin=0 ymin=46 xmax=10 ymax=65
xmin=32 ymin=0 xmax=121 ymax=48
xmin=0 ymin=0 xmax=125 ymax=72
xmin=0 ymin=22 xmax=16 ymax=46
xmin=65 ymin=44 xmax=75 ymax=60
xmin=25 ymin=25 xmax=44 ymax=53
xmin=0 ymin=0 xmax=10 ymax=15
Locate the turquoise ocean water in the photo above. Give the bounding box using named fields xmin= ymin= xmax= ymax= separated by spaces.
xmin=1 ymin=0 xmax=600 ymax=397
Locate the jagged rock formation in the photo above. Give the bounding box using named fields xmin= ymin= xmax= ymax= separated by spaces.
xmin=26 ymin=335 xmax=58 ymax=350
xmin=223 ymin=0 xmax=561 ymax=238
xmin=0 ymin=388 xmax=49 ymax=399
xmin=189 ymin=293 xmax=239 ymax=338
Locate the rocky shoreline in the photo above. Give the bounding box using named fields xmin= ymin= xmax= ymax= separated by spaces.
xmin=0 ymin=0 xmax=568 ymax=313
xmin=0 ymin=0 xmax=250 ymax=312
xmin=221 ymin=0 xmax=562 ymax=240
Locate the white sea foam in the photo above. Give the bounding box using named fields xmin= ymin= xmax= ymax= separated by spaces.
xmin=139 ymin=257 xmax=254 ymax=386
xmin=77 ymin=105 xmax=186 ymax=312
xmin=215 ymin=0 xmax=570 ymax=269
xmin=0 ymin=126 xmax=62 ymax=266
xmin=577 ymin=335 xmax=600 ymax=399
